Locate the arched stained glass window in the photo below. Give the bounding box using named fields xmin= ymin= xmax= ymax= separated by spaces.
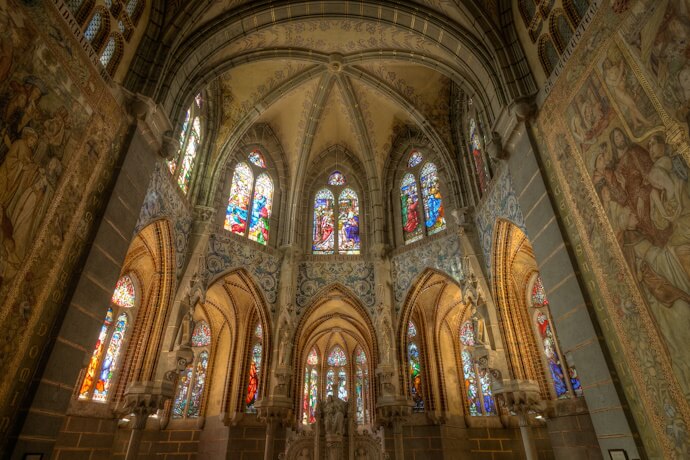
xmin=169 ymin=100 xmax=203 ymax=194
xmin=420 ymin=163 xmax=446 ymax=235
xmin=407 ymin=321 xmax=424 ymax=411
xmin=328 ymin=170 xmax=346 ymax=186
xmin=338 ymin=368 xmax=348 ymax=400
xmin=530 ymin=275 xmax=583 ymax=399
xmin=84 ymin=12 xmax=102 ymax=42
xmin=328 ymin=347 xmax=347 ymax=366
xmin=355 ymin=348 xmax=369 ymax=425
xmin=246 ymin=323 xmax=263 ymax=413
xmin=401 ymin=173 xmax=422 ymax=244
xmin=469 ymin=119 xmax=490 ymax=194
xmin=112 ymin=275 xmax=135 ymax=308
xmin=302 ymin=348 xmax=319 ymax=424
xmin=225 ymin=154 xmax=275 ymax=246
xmin=338 ymin=188 xmax=360 ymax=255
xmin=173 ymin=321 xmax=212 ymax=419
xmin=408 ymin=150 xmax=423 ymax=168
xmin=92 ymin=312 xmax=128 ymax=402
xmin=79 ymin=274 xmax=138 ymax=402
xmin=325 ymin=346 xmax=348 ymax=401
xmin=225 ymin=163 xmax=253 ymax=235
xmin=326 ymin=369 xmax=335 ymax=397
xmin=459 ymin=320 xmax=496 ymax=416
xmin=248 ymin=173 xmax=273 ymax=245
xmin=191 ymin=321 xmax=211 ymax=347
xmin=248 ymin=150 xmax=266 ymax=168
xmin=313 ymin=189 xmax=335 ymax=254
xmin=79 ymin=307 xmax=113 ymax=399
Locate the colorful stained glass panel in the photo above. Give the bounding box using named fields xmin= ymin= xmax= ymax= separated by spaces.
xmin=338 ymin=188 xmax=360 ymax=255
xmin=307 ymin=348 xmax=319 ymax=365
xmin=420 ymin=163 xmax=446 ymax=235
xmin=327 ymin=347 xmax=347 ymax=366
xmin=112 ymin=275 xmax=135 ymax=308
xmin=191 ymin=321 xmax=211 ymax=347
xmin=328 ymin=170 xmax=346 ymax=185
xmin=408 ymin=342 xmax=424 ymax=411
xmin=79 ymin=307 xmax=114 ymax=399
xmin=469 ymin=118 xmax=490 ymax=193
xmin=536 ymin=312 xmax=568 ymax=398
xmin=248 ymin=173 xmax=273 ymax=245
xmin=177 ymin=117 xmax=200 ymax=193
xmin=460 ymin=320 xmax=475 ymax=346
xmin=173 ymin=364 xmax=193 ymax=418
xmin=248 ymin=150 xmax=266 ymax=168
xmin=326 ymin=369 xmax=335 ymax=397
xmin=312 ymin=189 xmax=335 ymax=254
xmin=225 ymin=163 xmax=253 ymax=235
xmin=462 ymin=350 xmax=481 ymax=416
xmin=401 ymin=173 xmax=423 ymax=243
xmin=246 ymin=343 xmax=262 ymax=412
xmin=408 ymin=150 xmax=423 ymax=168
xmin=531 ymin=276 xmax=549 ymax=307
xmin=92 ymin=313 xmax=128 ymax=402
xmin=187 ymin=351 xmax=208 ymax=417
xmin=338 ymin=368 xmax=348 ymax=401
xmin=407 ymin=321 xmax=417 ymax=338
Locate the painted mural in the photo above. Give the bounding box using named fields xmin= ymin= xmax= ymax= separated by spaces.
xmin=534 ymin=1 xmax=690 ymax=456
xmin=0 ymin=0 xmax=127 ymax=440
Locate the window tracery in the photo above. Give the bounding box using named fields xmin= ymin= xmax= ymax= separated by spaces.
xmin=225 ymin=152 xmax=274 ymax=246
xmin=173 ymin=320 xmax=211 ymax=419
xmin=326 ymin=346 xmax=348 ymax=401
xmin=459 ymin=320 xmax=496 ymax=416
xmin=78 ymin=275 xmax=136 ymax=402
xmin=312 ymin=172 xmax=360 ymax=255
xmin=400 ymin=152 xmax=446 ymax=244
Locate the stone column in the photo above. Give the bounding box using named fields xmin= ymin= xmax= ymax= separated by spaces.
xmin=122 ymin=379 xmax=175 ymax=460
xmin=493 ymin=380 xmax=543 ymax=460
xmin=256 ymin=396 xmax=293 ymax=460
xmin=376 ymin=399 xmax=413 ymax=460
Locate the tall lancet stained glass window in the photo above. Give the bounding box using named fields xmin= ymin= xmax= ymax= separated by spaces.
xmin=313 ymin=171 xmax=361 ymax=255
xmin=79 ymin=275 xmax=136 ymax=402
xmin=407 ymin=321 xmax=424 ymax=411
xmin=459 ymin=321 xmax=496 ymax=416
xmin=225 ymin=153 xmax=274 ymax=245
xmin=168 ymin=96 xmax=203 ymax=194
xmin=469 ymin=118 xmax=490 ymax=194
xmin=401 ymin=151 xmax=446 ymax=244
xmin=246 ymin=323 xmax=263 ymax=412
xmin=173 ymin=320 xmax=211 ymax=418
xmin=302 ymin=349 xmax=319 ymax=425
xmin=355 ymin=348 xmax=369 ymax=425
xmin=531 ymin=275 xmax=583 ymax=399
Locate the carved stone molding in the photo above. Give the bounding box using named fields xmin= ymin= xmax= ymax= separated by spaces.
xmin=121 ymin=380 xmax=175 ymax=429
xmin=122 ymin=90 xmax=173 ymax=155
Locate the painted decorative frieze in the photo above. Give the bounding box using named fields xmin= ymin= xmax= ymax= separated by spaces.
xmin=296 ymin=260 xmax=375 ymax=310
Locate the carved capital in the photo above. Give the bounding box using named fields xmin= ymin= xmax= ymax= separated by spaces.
xmin=255 ymin=396 xmax=294 ymax=426
xmin=122 ymin=380 xmax=176 ymax=430
xmin=493 ymin=379 xmax=544 ymax=425
xmin=123 ymin=91 xmax=173 ymax=155
xmin=486 ymin=131 xmax=506 ymax=161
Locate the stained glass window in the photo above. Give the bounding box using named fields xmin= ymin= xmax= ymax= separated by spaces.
xmin=461 ymin=349 xmax=481 ymax=416
xmin=338 ymin=368 xmax=348 ymax=401
xmin=225 ymin=163 xmax=253 ymax=235
xmin=459 ymin=321 xmax=475 ymax=347
xmin=173 ymin=363 xmax=193 ymax=418
xmin=85 ymin=12 xmax=102 ymax=42
xmin=469 ymin=119 xmax=490 ymax=194
xmin=531 ymin=276 xmax=549 ymax=307
xmin=191 ymin=321 xmax=211 ymax=347
xmin=420 ymin=163 xmax=446 ymax=235
xmin=246 ymin=326 xmax=262 ymax=413
xmin=79 ymin=307 xmax=114 ymax=399
xmin=328 ymin=170 xmax=346 ymax=186
xmin=177 ymin=117 xmax=200 ymax=193
xmin=479 ymin=368 xmax=497 ymax=415
xmin=408 ymin=150 xmax=423 ymax=168
xmin=248 ymin=174 xmax=273 ymax=245
xmin=326 ymin=369 xmax=335 ymax=397
xmin=536 ymin=312 xmax=568 ymax=398
xmin=407 ymin=321 xmax=417 ymax=338
xmin=302 ymin=367 xmax=319 ymax=424
xmin=338 ymin=188 xmax=360 ymax=255
xmin=187 ymin=351 xmax=208 ymax=417
xmin=401 ymin=173 xmax=423 ymax=244
xmin=355 ymin=348 xmax=368 ymax=424
xmin=408 ymin=341 xmax=424 ymax=411
xmin=307 ymin=349 xmax=319 ymax=365
xmin=100 ymin=36 xmax=116 ymax=68
xmin=248 ymin=150 xmax=266 ymax=168
xmin=313 ymin=189 xmax=335 ymax=254
xmin=112 ymin=275 xmax=135 ymax=308
xmin=327 ymin=347 xmax=347 ymax=366
xmin=92 ymin=312 xmax=128 ymax=402
xmin=169 ymin=109 xmax=190 ymax=174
